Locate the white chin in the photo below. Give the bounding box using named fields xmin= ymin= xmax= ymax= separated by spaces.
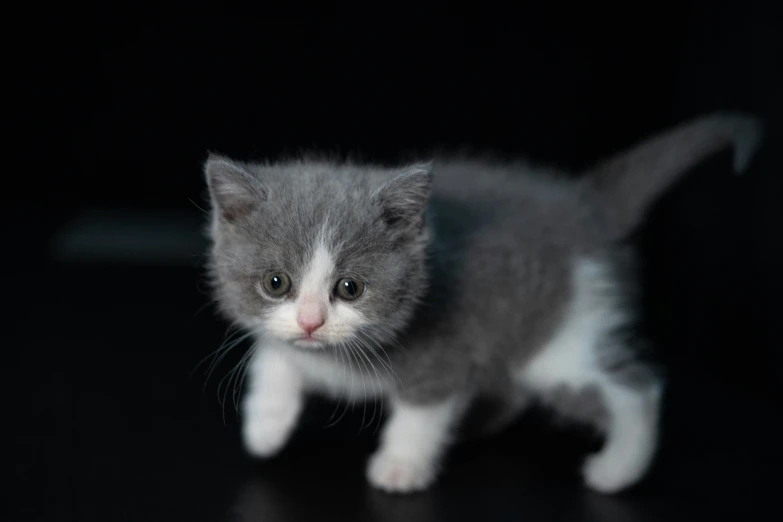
xmin=291 ymin=338 xmax=325 ymax=349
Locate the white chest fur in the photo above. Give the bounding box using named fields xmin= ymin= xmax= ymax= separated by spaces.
xmin=257 ymin=342 xmax=388 ymax=401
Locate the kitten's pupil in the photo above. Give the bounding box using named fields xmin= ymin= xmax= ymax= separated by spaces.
xmin=343 ymin=280 xmax=357 ymax=295
xmin=270 ymin=276 xmax=282 ymax=290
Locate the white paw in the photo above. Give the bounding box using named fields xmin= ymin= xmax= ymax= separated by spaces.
xmin=582 ymin=452 xmax=641 ymax=494
xmin=366 ymin=452 xmax=437 ymax=494
xmin=242 ymin=413 xmax=296 ymax=458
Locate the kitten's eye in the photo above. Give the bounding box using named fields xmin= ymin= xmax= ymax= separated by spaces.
xmin=262 ymin=272 xmax=291 ymax=297
xmin=335 ymin=278 xmax=365 ymax=301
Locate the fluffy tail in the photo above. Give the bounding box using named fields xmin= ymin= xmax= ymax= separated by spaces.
xmin=587 ymin=112 xmax=764 ymax=236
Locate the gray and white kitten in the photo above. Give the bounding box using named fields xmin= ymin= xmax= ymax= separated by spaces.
xmin=204 ymin=113 xmax=762 ymax=495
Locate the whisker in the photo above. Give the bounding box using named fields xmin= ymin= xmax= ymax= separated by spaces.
xmin=336 ymin=342 xmax=355 ymax=424
xmin=193 ymin=327 xmax=255 ymax=406
xmin=191 ymin=299 xmax=214 ymax=319
xmin=219 ymin=340 xmax=256 ymax=423
xmin=208 ymin=331 xmax=255 ymax=395
xmin=209 ymin=331 xmax=252 ymax=371
xmin=353 ymin=337 xmax=386 ymax=434
xmin=358 ymin=331 xmax=404 ymax=393
xmin=341 ymin=340 xmax=358 ymax=414
xmin=188 ymin=197 xmax=210 ymax=216
xmin=324 ymin=343 xmax=352 ymax=428
xmin=382 ymin=330 xmax=409 ymax=354
xmin=191 ymin=326 xmax=244 ymax=379
xmin=352 ymin=339 xmax=379 ymax=431
xmin=325 ymin=345 xmax=345 ymax=424
xmin=346 ymin=342 xmax=369 ymax=431
xmin=233 ymin=343 xmax=258 ymax=414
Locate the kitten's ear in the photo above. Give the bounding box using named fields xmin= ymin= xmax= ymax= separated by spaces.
xmin=204 ymin=155 xmax=266 ymax=223
xmin=372 ymin=162 xmax=433 ymax=232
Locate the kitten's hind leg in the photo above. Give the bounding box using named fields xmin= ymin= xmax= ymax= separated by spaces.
xmin=520 ymin=256 xmax=664 ymax=493
xmin=367 ymin=394 xmax=468 ymax=493
xmin=582 ymin=375 xmax=662 ymax=494
xmin=242 ymin=346 xmax=304 ymax=458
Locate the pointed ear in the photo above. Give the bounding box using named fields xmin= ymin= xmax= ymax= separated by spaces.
xmin=372 ymin=162 xmax=433 ymax=232
xmin=204 ymin=155 xmax=266 ymax=223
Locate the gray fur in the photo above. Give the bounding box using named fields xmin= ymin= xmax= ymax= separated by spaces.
xmin=204 ymin=111 xmax=762 ymax=423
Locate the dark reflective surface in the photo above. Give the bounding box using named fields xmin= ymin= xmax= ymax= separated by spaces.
xmin=10 ymin=250 xmax=782 ymax=521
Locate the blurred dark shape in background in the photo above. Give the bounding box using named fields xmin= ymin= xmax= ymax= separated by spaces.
xmin=7 ymin=2 xmax=781 ymax=521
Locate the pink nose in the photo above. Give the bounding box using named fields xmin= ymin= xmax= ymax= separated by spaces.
xmin=297 ymin=315 xmax=325 ymax=335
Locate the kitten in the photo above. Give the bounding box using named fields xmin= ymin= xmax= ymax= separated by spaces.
xmin=203 ymin=112 xmax=762 ymax=494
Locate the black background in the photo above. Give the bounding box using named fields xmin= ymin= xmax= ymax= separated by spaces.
xmin=10 ymin=3 xmax=782 ymax=521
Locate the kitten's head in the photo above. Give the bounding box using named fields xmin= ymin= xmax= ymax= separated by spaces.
xmin=204 ymin=155 xmax=432 ymax=350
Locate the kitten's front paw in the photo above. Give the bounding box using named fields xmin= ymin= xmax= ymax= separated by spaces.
xmin=582 ymin=453 xmax=639 ymax=494
xmin=242 ymin=413 xmax=296 ymax=458
xmin=366 ymin=451 xmax=437 ymax=494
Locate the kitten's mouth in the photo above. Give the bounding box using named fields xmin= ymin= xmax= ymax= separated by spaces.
xmin=292 ymin=335 xmax=324 ymax=348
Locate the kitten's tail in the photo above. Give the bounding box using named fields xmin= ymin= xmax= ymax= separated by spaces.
xmin=586 ymin=112 xmax=764 ymax=237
